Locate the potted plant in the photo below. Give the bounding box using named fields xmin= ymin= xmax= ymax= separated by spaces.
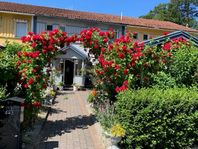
xmin=72 ymin=83 xmax=80 ymax=91
xmin=110 ymin=124 xmax=125 ymax=144
xmin=105 ymin=123 xmax=125 ymax=149
xmin=58 ymin=82 xmax=64 ymax=90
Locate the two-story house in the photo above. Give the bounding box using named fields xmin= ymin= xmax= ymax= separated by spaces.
xmin=0 ymin=1 xmax=197 ymax=87
xmin=0 ymin=9 xmax=33 ymax=44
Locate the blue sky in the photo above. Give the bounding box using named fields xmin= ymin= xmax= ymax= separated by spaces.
xmin=1 ymin=0 xmax=169 ymax=17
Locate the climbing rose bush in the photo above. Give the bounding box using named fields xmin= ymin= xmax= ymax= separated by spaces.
xmin=17 ymin=28 xmax=114 ymax=106
xmin=93 ymin=33 xmax=190 ymax=100
xmin=17 ymin=29 xmax=73 ymax=106
xmin=17 ymin=27 xmax=191 ymax=106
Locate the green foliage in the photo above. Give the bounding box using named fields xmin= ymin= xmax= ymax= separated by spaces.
xmin=95 ymin=104 xmax=118 ymax=132
xmin=167 ymin=44 xmax=198 ymax=86
xmin=140 ymin=0 xmax=198 ymax=28
xmin=115 ymin=87 xmax=198 ymax=148
xmin=151 ymin=71 xmax=176 ymax=89
xmin=0 ymin=86 xmax=8 ymax=100
xmin=0 ymin=42 xmax=22 ymax=96
xmin=140 ymin=4 xmax=169 ymax=21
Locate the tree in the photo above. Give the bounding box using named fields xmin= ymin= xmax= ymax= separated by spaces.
xmin=140 ymin=0 xmax=198 ymax=29
xmin=139 ymin=4 xmax=169 ymax=21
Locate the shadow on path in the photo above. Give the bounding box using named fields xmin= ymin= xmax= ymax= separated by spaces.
xmin=40 ymin=114 xmax=96 ymax=140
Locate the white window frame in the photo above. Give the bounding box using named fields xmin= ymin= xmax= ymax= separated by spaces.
xmin=36 ymin=22 xmax=46 ymax=34
xmin=15 ymin=20 xmax=28 ymax=38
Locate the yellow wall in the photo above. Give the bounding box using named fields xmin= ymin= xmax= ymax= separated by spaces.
xmin=126 ymin=26 xmax=171 ymax=41
xmin=0 ymin=12 xmax=32 ymax=45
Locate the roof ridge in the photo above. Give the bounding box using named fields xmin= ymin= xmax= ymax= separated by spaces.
xmin=0 ymin=1 xmax=197 ymax=33
xmin=0 ymin=1 xmax=123 ymax=18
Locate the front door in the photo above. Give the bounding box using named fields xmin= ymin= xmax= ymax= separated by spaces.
xmin=64 ymin=60 xmax=74 ymax=86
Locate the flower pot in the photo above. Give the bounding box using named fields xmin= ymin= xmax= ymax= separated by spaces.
xmin=111 ymin=136 xmax=121 ymax=145
xmin=107 ymin=136 xmax=121 ymax=149
xmin=73 ymin=86 xmax=77 ymax=91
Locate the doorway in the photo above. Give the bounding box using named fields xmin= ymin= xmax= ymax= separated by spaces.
xmin=64 ymin=60 xmax=74 ymax=86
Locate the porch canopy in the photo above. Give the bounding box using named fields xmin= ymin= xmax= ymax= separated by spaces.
xmin=57 ymin=43 xmax=88 ymax=60
xmin=55 ymin=43 xmax=89 ymax=86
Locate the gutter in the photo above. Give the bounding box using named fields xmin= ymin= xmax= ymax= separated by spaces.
xmin=0 ymin=10 xmax=34 ymax=16
xmin=127 ymin=25 xmax=198 ymax=34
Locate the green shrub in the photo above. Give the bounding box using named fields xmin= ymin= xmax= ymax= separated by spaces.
xmin=0 ymin=86 xmax=8 ymax=100
xmin=167 ymin=45 xmax=198 ymax=86
xmin=0 ymin=42 xmax=22 ymax=96
xmin=115 ymin=87 xmax=198 ymax=149
xmin=150 ymin=71 xmax=176 ymax=89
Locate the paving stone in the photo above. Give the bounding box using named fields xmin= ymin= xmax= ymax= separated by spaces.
xmin=36 ymin=91 xmax=104 ymax=149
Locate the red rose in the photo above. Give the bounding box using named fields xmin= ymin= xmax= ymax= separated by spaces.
xmin=27 ymin=60 xmax=32 ymax=64
xmin=163 ymin=32 xmax=168 ymax=36
xmin=31 ymin=42 xmax=37 ymax=48
xmin=94 ymin=44 xmax=99 ymax=49
xmin=42 ymin=49 xmax=47 ymax=54
xmin=162 ymin=42 xmax=171 ymax=51
xmin=122 ymin=45 xmax=127 ymax=51
xmin=124 ymin=69 xmax=128 ymax=75
xmin=28 ymin=78 xmax=34 ymax=85
xmin=23 ymin=84 xmax=28 ymax=88
xmin=103 ymin=38 xmax=108 ymax=43
xmin=17 ymin=51 xmax=22 ymax=57
xmin=17 ymin=61 xmax=21 ymax=66
xmin=32 ymin=68 xmax=37 ymax=73
xmin=32 ymin=101 xmax=41 ymax=108
xmin=118 ymin=52 xmax=124 ymax=59
xmin=99 ymin=32 xmax=104 ymax=36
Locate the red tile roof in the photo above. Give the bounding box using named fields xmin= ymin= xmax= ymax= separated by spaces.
xmin=0 ymin=1 xmax=197 ymax=33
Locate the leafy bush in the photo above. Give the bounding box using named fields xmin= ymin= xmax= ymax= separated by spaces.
xmin=0 ymin=87 xmax=8 ymax=100
xmin=167 ymin=44 xmax=198 ymax=86
xmin=150 ymin=71 xmax=176 ymax=89
xmin=115 ymin=87 xmax=198 ymax=148
xmin=0 ymin=42 xmax=22 ymax=96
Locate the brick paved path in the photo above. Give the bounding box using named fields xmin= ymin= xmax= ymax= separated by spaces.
xmin=37 ymin=91 xmax=104 ymax=149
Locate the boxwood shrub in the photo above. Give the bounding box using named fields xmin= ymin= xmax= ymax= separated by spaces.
xmin=115 ymin=87 xmax=198 ymax=149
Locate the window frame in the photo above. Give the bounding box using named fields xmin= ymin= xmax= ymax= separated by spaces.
xmin=133 ymin=33 xmax=138 ymax=40
xmin=143 ymin=34 xmax=149 ymax=40
xmin=60 ymin=26 xmax=66 ymax=32
xmin=36 ymin=22 xmax=46 ymax=34
xmin=15 ymin=20 xmax=28 ymax=38
xmin=47 ymin=24 xmax=53 ymax=31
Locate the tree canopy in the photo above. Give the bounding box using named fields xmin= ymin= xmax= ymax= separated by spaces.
xmin=140 ymin=0 xmax=198 ymax=29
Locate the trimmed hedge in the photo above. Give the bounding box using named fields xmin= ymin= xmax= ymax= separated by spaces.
xmin=115 ymin=87 xmax=198 ymax=149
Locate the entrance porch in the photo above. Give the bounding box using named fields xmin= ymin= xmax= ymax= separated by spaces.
xmin=53 ymin=44 xmax=88 ymax=87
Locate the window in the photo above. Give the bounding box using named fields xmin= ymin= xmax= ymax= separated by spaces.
xmin=75 ymin=60 xmax=82 ymax=76
xmin=37 ymin=22 xmax=46 ymax=34
xmin=53 ymin=24 xmax=59 ymax=30
xmin=143 ymin=34 xmax=148 ymax=40
xmin=60 ymin=26 xmax=66 ymax=32
xmin=16 ymin=22 xmax=27 ymax=37
xmin=65 ymin=26 xmax=86 ymax=36
xmin=133 ymin=33 xmax=138 ymax=39
xmin=47 ymin=25 xmax=53 ymax=31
